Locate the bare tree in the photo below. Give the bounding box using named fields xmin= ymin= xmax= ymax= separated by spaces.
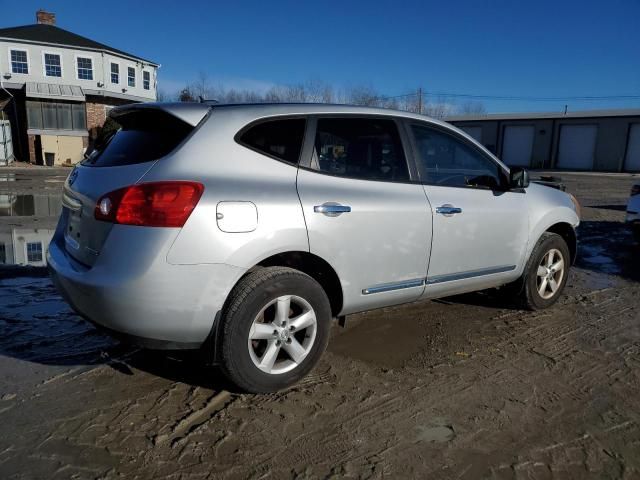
xmin=192 ymin=71 xmax=213 ymax=100
xmin=178 ymin=87 xmax=196 ymax=103
xmin=458 ymin=100 xmax=487 ymax=115
xmin=346 ymin=85 xmax=381 ymax=106
xmin=156 ymin=88 xmax=168 ymax=102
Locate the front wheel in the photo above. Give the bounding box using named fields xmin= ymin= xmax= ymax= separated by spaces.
xmin=219 ymin=267 xmax=331 ymax=393
xmin=515 ymin=232 xmax=571 ymax=310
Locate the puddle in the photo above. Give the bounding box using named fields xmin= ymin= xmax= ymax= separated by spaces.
xmin=0 ymin=173 xmax=23 ymax=182
xmin=579 ymin=243 xmax=621 ymax=274
xmin=0 ymin=193 xmax=62 ymax=217
xmin=0 ymin=276 xmax=118 ymax=365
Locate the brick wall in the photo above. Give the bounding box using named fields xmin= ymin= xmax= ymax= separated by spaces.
xmin=27 ymin=134 xmax=36 ymax=164
xmin=85 ymin=96 xmax=132 ymax=142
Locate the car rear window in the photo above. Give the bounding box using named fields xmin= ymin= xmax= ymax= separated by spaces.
xmin=82 ymin=110 xmax=193 ymax=167
xmin=237 ymin=118 xmax=306 ymax=164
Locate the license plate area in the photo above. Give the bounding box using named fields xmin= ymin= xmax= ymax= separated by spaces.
xmin=64 ymin=207 xmax=83 ymax=251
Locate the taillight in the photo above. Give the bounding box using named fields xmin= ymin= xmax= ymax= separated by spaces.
xmin=631 ymin=184 xmax=640 ymax=196
xmin=95 ymin=181 xmax=204 ymax=227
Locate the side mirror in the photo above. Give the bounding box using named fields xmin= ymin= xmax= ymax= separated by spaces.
xmin=509 ymin=167 xmax=530 ymax=189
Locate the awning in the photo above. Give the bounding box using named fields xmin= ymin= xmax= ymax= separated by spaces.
xmin=25 ymin=82 xmax=85 ymax=102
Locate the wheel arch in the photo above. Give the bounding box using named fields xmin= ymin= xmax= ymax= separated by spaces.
xmin=251 ymin=251 xmax=344 ymax=317
xmin=545 ymin=222 xmax=577 ymax=265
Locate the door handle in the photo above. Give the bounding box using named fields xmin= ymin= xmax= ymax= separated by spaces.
xmin=314 ymin=203 xmax=351 ymax=217
xmin=435 ymin=204 xmax=462 ymax=216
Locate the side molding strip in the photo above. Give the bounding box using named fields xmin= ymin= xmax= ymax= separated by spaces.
xmin=425 ymin=265 xmax=516 ymax=285
xmin=362 ymin=278 xmax=425 ymax=295
xmin=362 ymin=265 xmax=516 ymax=295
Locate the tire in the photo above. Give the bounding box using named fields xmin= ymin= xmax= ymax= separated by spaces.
xmin=514 ymin=232 xmax=571 ymax=310
xmin=219 ymin=266 xmax=332 ymax=393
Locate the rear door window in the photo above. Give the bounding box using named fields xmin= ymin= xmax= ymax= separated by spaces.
xmin=82 ymin=110 xmax=193 ymax=167
xmin=237 ymin=118 xmax=306 ymax=164
xmin=311 ymin=118 xmax=409 ymax=182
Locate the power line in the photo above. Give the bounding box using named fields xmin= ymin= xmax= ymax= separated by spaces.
xmin=377 ymin=90 xmax=640 ymax=102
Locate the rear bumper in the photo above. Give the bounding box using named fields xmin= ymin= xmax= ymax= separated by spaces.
xmin=47 ymin=230 xmax=245 ymax=349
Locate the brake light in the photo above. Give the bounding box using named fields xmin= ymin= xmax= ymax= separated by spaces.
xmin=631 ymin=185 xmax=640 ymax=196
xmin=95 ymin=181 xmax=204 ymax=227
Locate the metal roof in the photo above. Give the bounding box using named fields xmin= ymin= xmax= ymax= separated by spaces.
xmin=445 ymin=108 xmax=640 ymax=122
xmin=25 ymin=82 xmax=85 ymax=102
xmin=0 ymin=24 xmax=158 ymax=65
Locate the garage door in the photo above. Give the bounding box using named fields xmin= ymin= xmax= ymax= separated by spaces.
xmin=501 ymin=125 xmax=534 ymax=167
xmin=460 ymin=126 xmax=482 ymax=143
xmin=624 ymin=124 xmax=640 ymax=172
xmin=557 ymin=125 xmax=597 ymax=170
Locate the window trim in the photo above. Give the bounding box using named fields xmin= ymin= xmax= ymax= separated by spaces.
xmin=8 ymin=48 xmax=30 ymax=75
xmin=26 ymin=241 xmax=43 ymax=264
xmin=127 ymin=66 xmax=136 ymax=87
xmin=109 ymin=61 xmax=120 ymax=84
xmin=74 ymin=54 xmax=94 ymax=81
xmin=299 ymin=114 xmax=420 ymax=185
xmin=234 ymin=114 xmax=309 ymax=167
xmin=142 ymin=70 xmax=151 ymax=90
xmin=404 ymin=119 xmax=512 ymax=191
xmin=42 ymin=50 xmax=63 ymax=78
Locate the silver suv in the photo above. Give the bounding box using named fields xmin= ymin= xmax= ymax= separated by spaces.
xmin=48 ymin=103 xmax=580 ymax=392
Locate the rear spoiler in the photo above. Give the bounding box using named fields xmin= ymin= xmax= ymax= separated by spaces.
xmin=109 ymin=102 xmax=212 ymax=127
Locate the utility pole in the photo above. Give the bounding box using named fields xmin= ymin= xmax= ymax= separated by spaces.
xmin=417 ymin=87 xmax=423 ymax=114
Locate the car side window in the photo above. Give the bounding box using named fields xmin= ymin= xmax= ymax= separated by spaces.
xmin=411 ymin=124 xmax=504 ymax=189
xmin=311 ymin=118 xmax=409 ymax=182
xmin=239 ymin=118 xmax=306 ymax=165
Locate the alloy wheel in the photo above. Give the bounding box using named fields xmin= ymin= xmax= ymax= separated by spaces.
xmin=536 ymin=248 xmax=565 ymax=300
xmin=247 ymin=295 xmax=317 ymax=374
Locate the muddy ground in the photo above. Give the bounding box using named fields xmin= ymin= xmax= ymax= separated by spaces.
xmin=1 ymin=168 xmax=639 ymax=479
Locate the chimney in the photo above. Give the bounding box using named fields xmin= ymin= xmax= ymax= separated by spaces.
xmin=36 ymin=10 xmax=56 ymax=25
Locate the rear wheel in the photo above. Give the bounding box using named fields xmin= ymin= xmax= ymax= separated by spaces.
xmin=219 ymin=267 xmax=331 ymax=393
xmin=513 ymin=232 xmax=570 ymax=310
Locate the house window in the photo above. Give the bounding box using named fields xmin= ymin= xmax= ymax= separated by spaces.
xmin=26 ymin=100 xmax=86 ymax=131
xmin=128 ymin=67 xmax=135 ymax=87
xmin=26 ymin=242 xmax=43 ymax=263
xmin=143 ymin=71 xmax=150 ymax=90
xmin=76 ymin=57 xmax=93 ymax=80
xmin=0 ymin=243 xmax=6 ymax=264
xmin=44 ymin=53 xmax=62 ymax=77
xmin=10 ymin=50 xmax=28 ymax=74
xmin=110 ymin=63 xmax=119 ymax=84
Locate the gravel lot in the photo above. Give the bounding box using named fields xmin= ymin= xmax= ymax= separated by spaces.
xmin=0 ymin=168 xmax=639 ymax=479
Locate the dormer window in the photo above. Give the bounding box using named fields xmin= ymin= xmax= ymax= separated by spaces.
xmin=76 ymin=56 xmax=93 ymax=80
xmin=44 ymin=53 xmax=62 ymax=77
xmin=10 ymin=50 xmax=29 ymax=74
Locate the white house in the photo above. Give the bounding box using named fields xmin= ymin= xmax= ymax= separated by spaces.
xmin=0 ymin=10 xmax=159 ymax=165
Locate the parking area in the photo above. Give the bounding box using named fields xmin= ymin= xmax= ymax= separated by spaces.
xmin=1 ymin=168 xmax=639 ymax=479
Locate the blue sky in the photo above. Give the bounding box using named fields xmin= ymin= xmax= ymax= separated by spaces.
xmin=2 ymin=0 xmax=639 ymax=112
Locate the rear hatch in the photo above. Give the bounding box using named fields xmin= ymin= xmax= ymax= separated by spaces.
xmin=61 ymin=103 xmax=210 ymax=267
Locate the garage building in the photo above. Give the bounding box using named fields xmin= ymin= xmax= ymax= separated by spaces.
xmin=446 ymin=109 xmax=640 ymax=172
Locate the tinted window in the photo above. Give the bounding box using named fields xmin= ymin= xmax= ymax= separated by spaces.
xmin=82 ymin=110 xmax=193 ymax=167
xmin=411 ymin=125 xmax=503 ymax=189
xmin=239 ymin=118 xmax=306 ymax=164
xmin=312 ymin=118 xmax=409 ymax=182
